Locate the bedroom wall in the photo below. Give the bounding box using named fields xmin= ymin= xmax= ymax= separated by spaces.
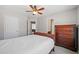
xmin=0 ymin=5 xmax=37 ymax=39
xmin=37 ymin=8 xmax=77 ymax=34
xmin=77 ymin=6 xmax=79 ymax=52
xmin=52 ymin=8 xmax=77 ymax=25
xmin=3 ymin=6 xmax=28 ymax=39
xmin=0 ymin=6 xmax=4 ymax=40
xmin=37 ymin=16 xmax=48 ymax=32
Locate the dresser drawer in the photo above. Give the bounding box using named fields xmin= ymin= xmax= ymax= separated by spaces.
xmin=57 ymin=34 xmax=74 ymax=39
xmin=56 ymin=31 xmax=74 ymax=35
xmin=56 ymin=27 xmax=74 ymax=31
xmin=56 ymin=37 xmax=73 ymax=43
xmin=56 ymin=38 xmax=73 ymax=48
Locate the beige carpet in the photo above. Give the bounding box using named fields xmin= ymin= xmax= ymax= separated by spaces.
xmin=51 ymin=46 xmax=77 ymax=54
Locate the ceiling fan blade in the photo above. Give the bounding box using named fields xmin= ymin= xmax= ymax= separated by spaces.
xmin=38 ymin=12 xmax=43 ymax=15
xmin=34 ymin=5 xmax=37 ymax=10
xmin=26 ymin=11 xmax=32 ymax=12
xmin=38 ymin=8 xmax=44 ymax=11
xmin=29 ymin=5 xmax=34 ymax=9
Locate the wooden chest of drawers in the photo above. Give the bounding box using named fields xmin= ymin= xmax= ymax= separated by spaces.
xmin=55 ymin=25 xmax=78 ymax=51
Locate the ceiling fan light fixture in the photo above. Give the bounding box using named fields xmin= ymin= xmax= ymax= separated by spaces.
xmin=26 ymin=5 xmax=44 ymax=15
xmin=33 ymin=11 xmax=37 ymax=15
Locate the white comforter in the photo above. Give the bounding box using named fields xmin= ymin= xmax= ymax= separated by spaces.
xmin=0 ymin=35 xmax=54 ymax=54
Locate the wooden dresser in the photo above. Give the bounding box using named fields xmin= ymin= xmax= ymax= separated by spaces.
xmin=55 ymin=25 xmax=78 ymax=51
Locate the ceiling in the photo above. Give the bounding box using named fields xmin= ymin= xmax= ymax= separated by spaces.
xmin=43 ymin=5 xmax=77 ymax=15
xmin=1 ymin=5 xmax=78 ymax=17
xmin=25 ymin=5 xmax=78 ymax=16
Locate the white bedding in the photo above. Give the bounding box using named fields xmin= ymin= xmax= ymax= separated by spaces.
xmin=0 ymin=35 xmax=54 ymax=54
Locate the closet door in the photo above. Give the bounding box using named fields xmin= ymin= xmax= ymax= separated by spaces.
xmin=4 ymin=16 xmax=19 ymax=39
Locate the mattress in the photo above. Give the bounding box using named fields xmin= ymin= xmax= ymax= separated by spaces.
xmin=0 ymin=35 xmax=54 ymax=54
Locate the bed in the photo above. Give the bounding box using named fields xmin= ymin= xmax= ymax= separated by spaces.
xmin=0 ymin=35 xmax=54 ymax=54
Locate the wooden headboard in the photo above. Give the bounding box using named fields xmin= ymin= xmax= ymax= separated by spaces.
xmin=34 ymin=32 xmax=55 ymax=40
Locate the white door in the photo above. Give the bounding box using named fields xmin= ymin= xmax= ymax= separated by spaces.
xmin=4 ymin=16 xmax=19 ymax=39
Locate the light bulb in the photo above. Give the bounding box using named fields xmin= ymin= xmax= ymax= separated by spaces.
xmin=33 ymin=11 xmax=37 ymax=14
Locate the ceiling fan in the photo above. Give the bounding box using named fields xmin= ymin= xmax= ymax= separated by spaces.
xmin=26 ymin=5 xmax=44 ymax=15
